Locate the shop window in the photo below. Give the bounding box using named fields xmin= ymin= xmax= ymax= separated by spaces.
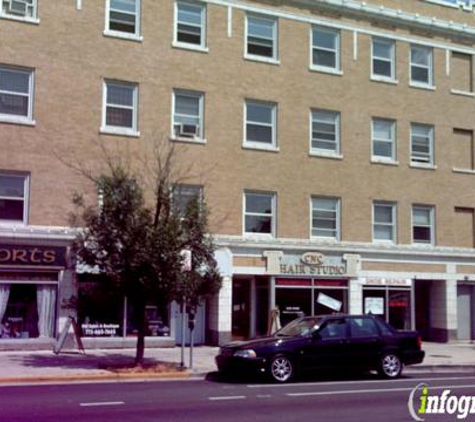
xmin=452 ymin=129 xmax=474 ymax=171
xmin=451 ymin=52 xmax=473 ymax=93
xmin=0 ymin=283 xmax=57 ymax=339
xmin=0 ymin=173 xmax=28 ymax=224
xmin=276 ymin=287 xmax=312 ymax=327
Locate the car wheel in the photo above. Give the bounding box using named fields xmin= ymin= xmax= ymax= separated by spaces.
xmin=379 ymin=353 xmax=402 ymax=379
xmin=269 ymin=355 xmax=295 ymax=383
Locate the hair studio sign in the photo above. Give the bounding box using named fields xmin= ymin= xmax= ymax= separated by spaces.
xmin=279 ymin=252 xmax=346 ymax=276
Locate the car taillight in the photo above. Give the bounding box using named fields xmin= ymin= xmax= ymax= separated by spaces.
xmin=417 ymin=336 xmax=422 ymax=349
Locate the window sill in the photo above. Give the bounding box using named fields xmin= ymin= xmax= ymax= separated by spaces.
xmin=309 ymin=66 xmax=343 ymax=76
xmin=453 ymin=168 xmax=475 ymax=175
xmin=450 ymin=89 xmax=475 ymax=98
xmin=100 ymin=127 xmax=140 ymax=138
xmin=0 ymin=14 xmax=40 ymax=25
xmin=310 ymin=236 xmax=339 ymax=242
xmin=172 ymin=41 xmax=209 ymax=53
xmin=409 ymin=82 xmax=436 ymax=91
xmin=371 ymin=158 xmax=398 ymax=166
xmin=370 ymin=76 xmax=398 ymax=85
xmin=244 ymin=54 xmax=280 ymax=66
xmin=309 ymin=151 xmax=343 ymax=160
xmin=411 ymin=242 xmax=435 ymax=248
xmin=103 ymin=30 xmax=143 ymax=43
xmin=372 ymin=239 xmax=396 ymax=245
xmin=409 ymin=162 xmax=437 ymax=170
xmin=0 ymin=116 xmax=36 ymax=126
xmin=244 ymin=233 xmax=275 ymax=239
xmin=242 ymin=143 xmax=279 ymax=153
xmin=170 ymin=136 xmax=207 ymax=145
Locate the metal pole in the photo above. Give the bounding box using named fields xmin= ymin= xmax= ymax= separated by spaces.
xmin=180 ymin=298 xmax=186 ymax=368
xmin=189 ymin=325 xmax=194 ymax=370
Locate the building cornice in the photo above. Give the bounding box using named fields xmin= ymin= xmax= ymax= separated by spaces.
xmin=215 ymin=235 xmax=475 ymax=261
xmin=0 ymin=225 xmax=76 ymax=242
xmin=208 ymin=0 xmax=475 ymax=43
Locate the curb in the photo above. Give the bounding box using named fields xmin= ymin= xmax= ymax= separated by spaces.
xmin=405 ymin=365 xmax=475 ymax=373
xmin=0 ymin=371 xmax=192 ymax=385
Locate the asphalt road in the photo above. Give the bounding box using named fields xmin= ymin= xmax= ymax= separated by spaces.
xmin=1 ymin=372 xmax=475 ymax=422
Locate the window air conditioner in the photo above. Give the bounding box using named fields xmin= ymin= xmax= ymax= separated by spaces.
xmin=174 ymin=123 xmax=199 ymax=138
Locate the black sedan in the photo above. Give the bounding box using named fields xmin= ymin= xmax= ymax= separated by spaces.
xmin=216 ymin=314 xmax=425 ymax=383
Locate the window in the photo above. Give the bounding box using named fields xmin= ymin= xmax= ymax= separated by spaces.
xmin=244 ymin=100 xmax=277 ymax=149
xmin=311 ymin=197 xmax=340 ymax=239
xmin=0 ymin=66 xmax=34 ymax=124
xmin=412 ymin=205 xmax=435 ymax=245
xmin=318 ymin=319 xmax=346 ymax=340
xmin=372 ymin=118 xmax=396 ymax=161
xmin=373 ymin=202 xmax=396 ymax=242
xmin=106 ymin=0 xmax=141 ymax=38
xmin=1 ymin=0 xmax=37 ymax=19
xmin=349 ymin=317 xmax=379 ymax=338
xmin=411 ymin=123 xmax=434 ymax=166
xmin=245 ymin=15 xmax=277 ymax=61
xmin=372 ymin=38 xmax=395 ymax=81
xmin=311 ymin=26 xmax=340 ymax=72
xmin=410 ymin=45 xmax=434 ymax=87
xmin=172 ymin=90 xmax=204 ymax=141
xmin=310 ymin=110 xmax=340 ymax=155
xmin=102 ymin=81 xmax=139 ymax=135
xmin=244 ymin=192 xmax=275 ymax=236
xmin=173 ymin=184 xmax=203 ymax=217
xmin=174 ymin=1 xmax=206 ymax=49
xmin=0 ymin=173 xmax=28 ymax=224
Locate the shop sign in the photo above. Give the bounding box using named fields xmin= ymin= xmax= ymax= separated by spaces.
xmin=81 ymin=323 xmax=120 ymax=337
xmin=316 ymin=292 xmax=342 ymax=312
xmin=0 ymin=244 xmax=67 ymax=267
xmin=361 ymin=278 xmax=412 ymax=287
xmin=279 ymin=252 xmax=346 ymax=276
xmin=364 ymin=297 xmax=384 ymax=315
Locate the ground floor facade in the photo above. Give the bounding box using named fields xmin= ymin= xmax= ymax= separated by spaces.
xmin=1 ymin=228 xmax=474 ymax=349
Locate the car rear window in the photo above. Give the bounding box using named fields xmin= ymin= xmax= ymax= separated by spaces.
xmin=373 ymin=316 xmax=395 ymax=336
xmin=349 ymin=317 xmax=379 ymax=338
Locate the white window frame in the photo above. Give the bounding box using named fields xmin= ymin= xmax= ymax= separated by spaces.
xmin=244 ymin=14 xmax=279 ymax=64
xmin=310 ymin=196 xmax=340 ymax=240
xmin=172 ymin=184 xmax=203 ymax=218
xmin=310 ymin=26 xmax=341 ymax=75
xmin=309 ymin=109 xmax=341 ymax=158
xmin=0 ymin=172 xmax=29 ymax=225
xmin=101 ymin=80 xmax=139 ymax=137
xmin=371 ymin=118 xmax=397 ymax=163
xmin=104 ymin=0 xmax=142 ymax=42
xmin=412 ymin=205 xmax=435 ymax=245
xmin=171 ymin=89 xmax=205 ymax=143
xmin=173 ymin=1 xmax=207 ymax=52
xmin=0 ymin=0 xmax=39 ymax=23
xmin=0 ymin=65 xmax=35 ymax=126
xmin=424 ymin=0 xmax=473 ymax=11
xmin=371 ymin=37 xmax=396 ymax=83
xmin=410 ymin=45 xmax=434 ymax=89
xmin=372 ymin=202 xmax=397 ymax=243
xmin=243 ymin=191 xmax=276 ymax=237
xmin=410 ymin=123 xmax=435 ymax=168
xmin=243 ymin=100 xmax=278 ymax=151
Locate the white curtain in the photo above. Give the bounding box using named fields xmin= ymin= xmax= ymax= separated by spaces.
xmin=0 ymin=284 xmax=10 ymax=324
xmin=36 ymin=285 xmax=57 ymax=338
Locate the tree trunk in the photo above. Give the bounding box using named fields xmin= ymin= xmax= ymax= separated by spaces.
xmin=134 ymin=297 xmax=146 ymax=366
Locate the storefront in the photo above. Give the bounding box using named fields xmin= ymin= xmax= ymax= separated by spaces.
xmin=0 ymin=242 xmax=69 ymax=346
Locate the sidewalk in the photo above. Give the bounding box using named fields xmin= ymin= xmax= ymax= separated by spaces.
xmin=0 ymin=342 xmax=473 ymax=384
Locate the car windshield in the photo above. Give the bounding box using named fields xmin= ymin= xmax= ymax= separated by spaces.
xmin=275 ymin=317 xmax=323 ymax=337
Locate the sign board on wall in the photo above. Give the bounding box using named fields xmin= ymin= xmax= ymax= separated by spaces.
xmin=316 ymin=292 xmax=343 ymax=312
xmin=279 ymin=252 xmax=346 ymax=276
xmin=360 ymin=278 xmax=412 ymax=287
xmin=364 ymin=297 xmax=385 ymax=315
xmin=0 ymin=244 xmax=67 ymax=267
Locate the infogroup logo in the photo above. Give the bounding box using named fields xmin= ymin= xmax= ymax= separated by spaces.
xmin=408 ymin=383 xmax=475 ymax=421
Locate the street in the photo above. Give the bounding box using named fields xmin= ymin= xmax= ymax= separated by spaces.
xmin=1 ymin=372 xmax=475 ymax=422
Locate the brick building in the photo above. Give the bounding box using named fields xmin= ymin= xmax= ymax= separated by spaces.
xmin=1 ymin=0 xmax=475 ymax=348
